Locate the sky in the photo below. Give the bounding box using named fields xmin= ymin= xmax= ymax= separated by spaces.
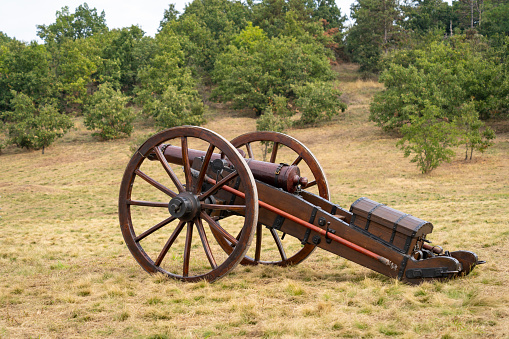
xmin=0 ymin=0 xmax=355 ymax=43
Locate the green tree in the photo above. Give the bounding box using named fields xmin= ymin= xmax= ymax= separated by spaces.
xmin=251 ymin=0 xmax=314 ymax=38
xmin=293 ymin=81 xmax=346 ymax=124
xmin=0 ymin=40 xmax=55 ymax=112
xmin=346 ymin=0 xmax=402 ymax=74
xmin=171 ymin=0 xmax=251 ymax=73
xmin=84 ymin=83 xmax=135 ymax=140
xmin=1 ymin=91 xmax=73 ymax=153
xmin=54 ymin=38 xmax=99 ymax=111
xmin=37 ymin=3 xmax=107 ymax=44
xmin=212 ymin=25 xmax=337 ymax=116
xmin=256 ymin=94 xmax=293 ymax=133
xmin=313 ymin=0 xmax=348 ymax=28
xmin=135 ymin=26 xmax=203 ymax=127
xmin=159 ymin=4 xmax=180 ymax=30
xmin=454 ymin=101 xmax=496 ymax=160
xmin=401 ymin=0 xmax=453 ymax=35
xmin=0 ymin=31 xmax=12 ymax=44
xmin=96 ymin=26 xmax=154 ymax=93
xmin=397 ymin=104 xmax=458 ymax=173
xmin=151 ymin=85 xmax=204 ymax=130
xmin=36 ymin=4 xmax=107 ymax=112
xmin=371 ymin=38 xmax=507 ymax=130
xmin=480 ymin=2 xmax=509 ymax=36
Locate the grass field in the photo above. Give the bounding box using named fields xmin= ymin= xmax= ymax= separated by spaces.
xmin=1 ymin=63 xmax=508 ymax=338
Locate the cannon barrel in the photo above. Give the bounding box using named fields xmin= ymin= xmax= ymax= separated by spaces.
xmin=153 ymin=145 xmax=308 ymax=193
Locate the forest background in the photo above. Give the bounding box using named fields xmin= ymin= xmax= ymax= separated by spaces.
xmin=0 ymin=0 xmax=508 ymax=172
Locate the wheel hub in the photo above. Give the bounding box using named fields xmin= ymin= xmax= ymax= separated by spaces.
xmin=168 ymin=192 xmax=200 ymax=221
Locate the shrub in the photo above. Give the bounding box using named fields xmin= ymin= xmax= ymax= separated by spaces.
xmin=397 ymin=104 xmax=458 ymax=174
xmin=293 ymin=81 xmax=346 ymax=124
xmin=212 ymin=26 xmax=336 ymax=115
xmin=1 ymin=91 xmax=73 ymax=153
xmin=151 ymin=85 xmax=204 ymax=130
xmin=84 ymin=83 xmax=136 ymax=140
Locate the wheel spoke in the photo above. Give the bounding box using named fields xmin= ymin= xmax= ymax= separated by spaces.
xmin=153 ymin=145 xmax=185 ymax=193
xmin=269 ymin=142 xmax=279 ymax=163
xmin=198 ymin=170 xmax=239 ymax=201
xmin=194 ymin=143 xmax=215 ymax=194
xmin=270 ymin=228 xmax=287 ymax=261
xmin=201 ymin=203 xmax=246 ymax=212
xmin=135 ymin=169 xmax=177 ymax=198
xmin=183 ymin=221 xmax=193 ymax=277
xmin=292 ymin=155 xmax=303 ymax=166
xmin=201 ymin=212 xmax=238 ymax=246
xmin=181 ymin=137 xmax=192 ymax=190
xmin=127 ymin=200 xmax=168 ymax=208
xmin=246 ymin=142 xmax=254 ymax=159
xmin=155 ymin=220 xmax=186 ymax=266
xmin=303 ymin=180 xmax=317 ymax=189
xmin=195 ymin=218 xmax=217 ymax=269
xmin=135 ymin=216 xmax=176 ymax=242
xmin=255 ymin=223 xmax=262 ymax=262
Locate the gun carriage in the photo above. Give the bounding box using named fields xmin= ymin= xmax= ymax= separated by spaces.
xmin=119 ymin=126 xmax=483 ymax=283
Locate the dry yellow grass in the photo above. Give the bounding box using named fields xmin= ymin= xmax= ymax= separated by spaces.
xmin=0 ymin=63 xmax=508 ymax=338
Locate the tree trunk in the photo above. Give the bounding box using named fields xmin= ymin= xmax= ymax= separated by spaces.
xmin=471 ymin=0 xmax=474 ymax=28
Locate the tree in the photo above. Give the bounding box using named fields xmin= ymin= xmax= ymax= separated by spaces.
xmin=401 ymin=0 xmax=453 ymax=35
xmin=150 ymin=85 xmax=204 ymax=130
xmin=212 ymin=24 xmax=337 ymax=117
xmin=1 ymin=91 xmax=73 ymax=153
xmin=172 ymin=0 xmax=251 ymax=73
xmin=313 ymin=0 xmax=348 ymax=28
xmin=256 ymin=95 xmax=293 ymax=133
xmin=53 ymin=38 xmax=99 ymax=111
xmin=135 ymin=26 xmax=204 ymax=127
xmin=84 ymin=83 xmax=135 ymax=140
xmin=346 ymin=0 xmax=402 ymax=74
xmin=371 ymin=37 xmax=503 ymax=172
xmin=397 ymin=104 xmax=458 ymax=173
xmin=479 ymin=2 xmax=509 ymax=36
xmin=0 ymin=40 xmax=55 ymax=112
xmin=37 ymin=3 xmax=107 ymax=44
xmin=452 ymin=0 xmax=483 ymax=30
xmin=96 ymin=26 xmax=154 ymax=93
xmin=293 ymin=81 xmax=346 ymax=124
xmin=0 ymin=31 xmax=12 ymax=44
xmin=454 ymin=101 xmax=495 ymax=160
xmin=159 ymin=4 xmax=180 ymax=30
xmin=251 ymin=0 xmax=314 ymax=38
xmin=371 ymin=38 xmax=507 ymax=130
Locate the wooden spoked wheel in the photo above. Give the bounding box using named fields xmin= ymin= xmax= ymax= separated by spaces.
xmin=119 ymin=126 xmax=258 ymax=282
xmin=229 ymin=131 xmax=330 ymax=266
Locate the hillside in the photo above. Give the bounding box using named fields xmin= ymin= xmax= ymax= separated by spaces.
xmin=0 ymin=63 xmax=508 ymax=338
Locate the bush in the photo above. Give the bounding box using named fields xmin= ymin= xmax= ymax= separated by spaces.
xmin=151 ymin=85 xmax=204 ymax=130
xmin=134 ymin=26 xmax=204 ymax=128
xmin=1 ymin=91 xmax=73 ymax=153
xmin=84 ymin=83 xmax=135 ymax=140
xmin=454 ymin=101 xmax=496 ymax=161
xmin=397 ymin=104 xmax=458 ymax=174
xmin=293 ymin=81 xmax=346 ymax=124
xmin=211 ymin=25 xmax=336 ymax=115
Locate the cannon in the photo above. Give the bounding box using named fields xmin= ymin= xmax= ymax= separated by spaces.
xmin=119 ymin=126 xmax=483 ymax=283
